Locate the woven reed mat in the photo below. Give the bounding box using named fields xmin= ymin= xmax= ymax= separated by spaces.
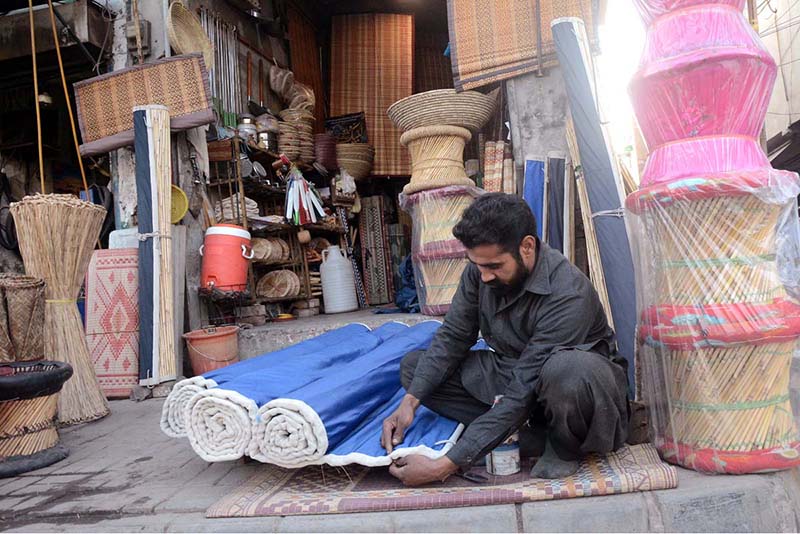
xmin=85 ymin=249 xmax=139 ymax=399
xmin=74 ymin=54 xmax=213 ymax=156
xmin=359 ymin=196 xmax=394 ymax=305
xmin=447 ymin=0 xmax=597 ymax=90
xmin=330 ymin=14 xmax=412 ymax=176
xmin=207 ymin=444 xmax=677 ymax=517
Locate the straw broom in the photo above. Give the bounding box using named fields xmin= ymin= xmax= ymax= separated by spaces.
xmin=11 ymin=195 xmax=108 ymax=425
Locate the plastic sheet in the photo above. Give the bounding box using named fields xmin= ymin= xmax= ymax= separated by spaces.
xmin=399 ymin=186 xmax=483 ymax=315
xmin=627 ymin=0 xmax=800 ymax=473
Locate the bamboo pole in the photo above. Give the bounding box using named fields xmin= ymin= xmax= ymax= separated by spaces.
xmin=27 ymin=0 xmax=45 ymax=193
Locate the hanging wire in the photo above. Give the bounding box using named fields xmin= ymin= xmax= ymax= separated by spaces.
xmin=46 ymin=0 xmax=89 ymax=198
xmin=27 ymin=0 xmax=45 ymax=193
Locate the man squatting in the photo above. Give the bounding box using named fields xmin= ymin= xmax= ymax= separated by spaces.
xmin=381 ymin=193 xmax=629 ymax=486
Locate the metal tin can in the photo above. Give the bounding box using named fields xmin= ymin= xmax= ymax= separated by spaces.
xmin=486 ymin=395 xmax=521 ymax=475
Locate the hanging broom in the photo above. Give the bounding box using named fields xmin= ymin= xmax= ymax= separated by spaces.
xmin=8 ymin=1 xmax=109 ymax=424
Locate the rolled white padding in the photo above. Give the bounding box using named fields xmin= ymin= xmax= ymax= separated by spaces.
xmin=249 ymin=399 xmax=328 ymax=467
xmin=185 ymin=388 xmax=257 ymax=462
xmin=160 ymin=376 xmax=218 ymax=437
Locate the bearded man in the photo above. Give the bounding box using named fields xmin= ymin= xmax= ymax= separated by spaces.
xmin=382 ymin=193 xmax=629 ymax=486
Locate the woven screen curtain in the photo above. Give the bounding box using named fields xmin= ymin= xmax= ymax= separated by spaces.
xmin=447 ymin=0 xmax=598 ymax=91
xmin=330 ymin=14 xmax=413 ymax=176
xmin=287 ymin=4 xmax=326 ymax=133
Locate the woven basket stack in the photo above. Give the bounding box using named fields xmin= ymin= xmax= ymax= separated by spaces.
xmin=625 ymin=0 xmax=800 ymax=474
xmin=279 ymin=109 xmax=315 ymax=163
xmin=390 ymin=89 xmax=495 ymax=315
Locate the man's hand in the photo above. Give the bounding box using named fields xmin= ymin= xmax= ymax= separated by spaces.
xmin=389 ymin=455 xmax=458 ymax=486
xmin=381 ymin=394 xmax=420 ymax=453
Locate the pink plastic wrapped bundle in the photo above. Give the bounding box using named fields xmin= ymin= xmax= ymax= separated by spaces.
xmin=627 ymin=0 xmax=800 ymax=474
xmin=630 ymin=2 xmax=776 ymax=185
xmin=399 ymin=186 xmax=483 ymax=316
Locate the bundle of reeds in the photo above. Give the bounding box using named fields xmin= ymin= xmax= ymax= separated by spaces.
xmin=567 ymin=116 xmax=615 ymax=328
xmin=642 ymin=195 xmax=785 ymax=305
xmin=643 ymin=340 xmax=796 ymax=458
xmin=10 ymin=194 xmax=108 ymax=425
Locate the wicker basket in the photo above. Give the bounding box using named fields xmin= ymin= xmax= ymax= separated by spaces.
xmin=257 ymin=270 xmax=300 ymax=299
xmin=400 ymin=186 xmax=480 ymax=247
xmin=0 ymin=361 xmax=72 ymax=477
xmin=167 ymin=1 xmax=214 ymax=69
xmin=0 ymin=275 xmax=45 ymax=363
xmin=401 ymin=126 xmax=474 ymax=195
xmin=387 ymin=89 xmax=498 ymax=132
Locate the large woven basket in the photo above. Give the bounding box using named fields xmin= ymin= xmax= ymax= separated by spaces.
xmin=0 ymin=275 xmax=45 ymax=363
xmin=167 ymin=1 xmax=214 ymax=69
xmin=401 ymin=126 xmax=474 ymax=195
xmin=0 ymin=361 xmax=72 ymax=477
xmin=388 ymin=89 xmax=498 ymax=132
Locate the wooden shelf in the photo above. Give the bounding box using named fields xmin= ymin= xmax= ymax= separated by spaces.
xmin=252 ymin=259 xmax=303 ymax=268
xmin=255 ymin=294 xmax=308 ymax=304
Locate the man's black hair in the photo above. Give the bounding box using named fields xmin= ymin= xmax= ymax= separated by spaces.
xmin=452 ymin=193 xmax=538 ymax=254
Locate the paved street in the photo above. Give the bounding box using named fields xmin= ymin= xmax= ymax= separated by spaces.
xmin=1 ymin=399 xmax=800 ymax=532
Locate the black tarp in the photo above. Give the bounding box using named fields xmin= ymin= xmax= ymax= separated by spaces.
xmin=134 ymin=109 xmax=155 ymax=384
xmin=547 ymin=155 xmax=566 ymax=252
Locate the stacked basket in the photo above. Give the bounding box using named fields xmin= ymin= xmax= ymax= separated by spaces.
xmin=277 ymin=122 xmax=300 ymax=161
xmin=390 ymin=89 xmax=496 ymax=315
xmin=625 ymin=0 xmax=800 ymax=474
xmin=279 ymin=109 xmax=315 ymax=164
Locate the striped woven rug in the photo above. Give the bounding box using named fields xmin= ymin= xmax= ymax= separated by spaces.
xmin=207 ymin=443 xmax=678 ymax=517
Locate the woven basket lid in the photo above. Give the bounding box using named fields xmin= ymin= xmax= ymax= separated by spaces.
xmin=167 ymin=1 xmax=214 ymax=70
xmin=388 ymin=89 xmax=498 ymax=132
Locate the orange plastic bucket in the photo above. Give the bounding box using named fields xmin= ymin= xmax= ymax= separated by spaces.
xmin=183 ymin=326 xmax=240 ymax=375
xmin=200 ymin=224 xmax=253 ymax=291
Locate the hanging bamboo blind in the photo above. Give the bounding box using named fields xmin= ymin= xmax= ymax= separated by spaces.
xmin=330 ymin=14 xmax=413 ymax=176
xmin=287 ymin=4 xmax=326 ymax=133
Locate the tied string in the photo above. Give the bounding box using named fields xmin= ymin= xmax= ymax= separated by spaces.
xmin=591 ymin=208 xmax=625 ymax=219
xmin=137 ymin=232 xmax=172 ymax=241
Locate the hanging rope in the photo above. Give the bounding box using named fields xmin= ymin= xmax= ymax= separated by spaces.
xmin=27 ymin=0 xmax=45 ymax=193
xmin=47 ymin=0 xmax=89 ymax=198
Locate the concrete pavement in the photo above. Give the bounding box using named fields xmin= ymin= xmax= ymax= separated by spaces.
xmin=2 ymin=399 xmax=800 ymax=532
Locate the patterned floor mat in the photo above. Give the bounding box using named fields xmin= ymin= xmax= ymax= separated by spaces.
xmin=207 ymin=443 xmax=677 ymax=517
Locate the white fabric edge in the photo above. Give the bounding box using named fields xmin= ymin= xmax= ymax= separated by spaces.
xmin=318 ymin=423 xmax=465 ymax=467
xmin=160 ymin=376 xmax=218 ymax=437
xmin=185 ymin=387 xmax=257 ymax=462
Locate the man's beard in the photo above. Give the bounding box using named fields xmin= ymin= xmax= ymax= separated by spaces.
xmin=487 ymin=256 xmax=528 ymax=295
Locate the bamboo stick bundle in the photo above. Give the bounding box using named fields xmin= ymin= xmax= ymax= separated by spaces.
xmin=399 ymin=187 xmax=478 ymax=248
xmin=412 ymin=248 xmax=470 ymax=316
xmin=661 ymin=341 xmax=796 ymax=453
xmin=10 ymin=195 xmax=108 ymax=425
xmin=134 ymin=105 xmax=177 ymax=385
xmin=401 ymin=126 xmax=474 ymax=195
xmin=565 ymin=116 xmax=614 ymax=327
xmin=0 ymin=395 xmax=59 ymax=457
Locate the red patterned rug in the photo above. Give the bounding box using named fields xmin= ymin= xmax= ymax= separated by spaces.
xmin=85 ymin=248 xmax=139 ymax=399
xmin=207 ymin=444 xmax=677 ymax=517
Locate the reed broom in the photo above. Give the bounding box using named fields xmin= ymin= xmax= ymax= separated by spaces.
xmin=10 ymin=195 xmax=108 ymax=425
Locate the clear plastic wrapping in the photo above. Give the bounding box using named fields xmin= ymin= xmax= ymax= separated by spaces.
xmin=627 ymin=0 xmax=800 ymax=473
xmin=399 ymin=186 xmax=483 ymax=316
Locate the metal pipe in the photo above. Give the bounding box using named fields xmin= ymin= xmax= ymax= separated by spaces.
xmin=51 ymin=5 xmax=97 ymax=66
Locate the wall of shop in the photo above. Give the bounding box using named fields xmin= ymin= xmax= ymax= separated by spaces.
xmin=760 ymin=0 xmax=800 ymax=139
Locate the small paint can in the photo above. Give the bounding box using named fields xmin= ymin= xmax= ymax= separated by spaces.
xmin=487 ymin=432 xmax=521 ymax=475
xmin=486 ymin=395 xmax=521 ymax=476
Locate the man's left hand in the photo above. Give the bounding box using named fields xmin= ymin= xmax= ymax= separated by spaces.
xmin=388 ymin=455 xmax=458 ymax=486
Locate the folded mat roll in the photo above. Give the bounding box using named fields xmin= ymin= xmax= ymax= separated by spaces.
xmin=161 ymin=322 xmax=406 ymax=437
xmin=249 ymin=320 xmax=455 ymax=467
xmin=182 ymin=322 xmax=414 ymax=461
